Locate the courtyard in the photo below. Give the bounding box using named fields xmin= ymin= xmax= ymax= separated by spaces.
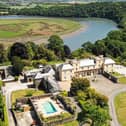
xmin=32 ymin=97 xmax=66 ymax=118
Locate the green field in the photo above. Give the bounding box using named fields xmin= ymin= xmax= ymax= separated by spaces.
xmin=11 ymin=89 xmax=45 ymax=104
xmin=114 ymin=92 xmax=126 ymax=126
xmin=0 ymin=18 xmax=81 ymax=39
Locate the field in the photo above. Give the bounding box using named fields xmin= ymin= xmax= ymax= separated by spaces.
xmin=11 ymin=89 xmax=45 ymax=104
xmin=114 ymin=92 xmax=126 ymax=126
xmin=0 ymin=18 xmax=81 ymax=39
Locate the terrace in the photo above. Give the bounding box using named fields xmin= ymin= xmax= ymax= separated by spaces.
xmin=31 ymin=97 xmax=66 ymax=118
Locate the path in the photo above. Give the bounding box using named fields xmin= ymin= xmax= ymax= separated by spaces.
xmin=2 ymin=81 xmax=31 ymax=126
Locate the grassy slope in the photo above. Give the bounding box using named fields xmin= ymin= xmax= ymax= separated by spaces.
xmin=11 ymin=89 xmax=45 ymax=104
xmin=114 ymin=92 xmax=126 ymax=126
xmin=0 ymin=18 xmax=81 ymax=38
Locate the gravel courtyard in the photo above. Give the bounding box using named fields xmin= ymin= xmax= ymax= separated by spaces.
xmin=89 ymin=75 xmax=126 ymax=97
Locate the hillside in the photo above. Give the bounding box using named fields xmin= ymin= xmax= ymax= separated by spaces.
xmin=0 ymin=0 xmax=126 ymax=3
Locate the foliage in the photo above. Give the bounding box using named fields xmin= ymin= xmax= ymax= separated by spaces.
xmin=0 ymin=44 xmax=8 ymax=63
xmin=14 ymin=76 xmax=19 ymax=81
xmin=32 ymin=59 xmax=47 ymax=67
xmin=0 ymin=94 xmax=8 ymax=126
xmin=11 ymin=2 xmax=125 ymax=24
xmin=25 ymin=41 xmax=36 ymax=60
xmin=37 ymin=44 xmax=57 ymax=61
xmin=70 ymin=77 xmax=109 ymax=125
xmin=11 ymin=56 xmax=24 ymax=75
xmin=9 ymin=42 xmax=28 ymax=60
xmin=0 ymin=80 xmax=3 ymax=90
xmin=70 ymin=77 xmax=90 ymax=96
xmin=79 ymin=102 xmax=110 ymax=126
xmin=48 ymin=35 xmax=64 ymax=59
xmin=58 ymin=120 xmax=79 ymax=126
xmin=41 ymin=112 xmax=72 ymax=123
xmin=64 ymin=45 xmax=71 ymax=58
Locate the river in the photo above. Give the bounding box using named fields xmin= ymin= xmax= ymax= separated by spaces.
xmin=0 ymin=15 xmax=118 ymax=50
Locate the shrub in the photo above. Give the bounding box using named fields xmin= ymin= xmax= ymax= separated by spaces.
xmin=14 ymin=76 xmax=19 ymax=81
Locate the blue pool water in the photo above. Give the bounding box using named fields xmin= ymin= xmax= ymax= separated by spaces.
xmin=42 ymin=102 xmax=57 ymax=114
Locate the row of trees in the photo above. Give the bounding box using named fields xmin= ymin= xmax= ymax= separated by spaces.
xmin=80 ymin=28 xmax=126 ymax=65
xmin=9 ymin=2 xmax=126 ymax=24
xmin=70 ymin=77 xmax=110 ymax=126
xmin=0 ymin=81 xmax=5 ymax=125
xmin=0 ymin=35 xmax=71 ymax=75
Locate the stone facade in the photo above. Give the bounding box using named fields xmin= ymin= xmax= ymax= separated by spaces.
xmin=57 ymin=56 xmax=115 ymax=81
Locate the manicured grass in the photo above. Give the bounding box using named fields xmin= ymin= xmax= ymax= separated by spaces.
xmin=11 ymin=89 xmax=45 ymax=104
xmin=111 ymin=72 xmax=126 ymax=84
xmin=0 ymin=97 xmax=9 ymax=126
xmin=58 ymin=120 xmax=79 ymax=126
xmin=111 ymin=72 xmax=122 ymax=77
xmin=0 ymin=18 xmax=81 ymax=38
xmin=3 ymin=97 xmax=9 ymax=126
xmin=118 ymin=77 xmax=126 ymax=84
xmin=114 ymin=92 xmax=126 ymax=126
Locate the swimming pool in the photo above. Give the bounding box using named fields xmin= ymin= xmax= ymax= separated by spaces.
xmin=42 ymin=101 xmax=57 ymax=114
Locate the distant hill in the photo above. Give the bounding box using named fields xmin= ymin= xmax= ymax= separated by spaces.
xmin=0 ymin=0 xmax=126 ymax=3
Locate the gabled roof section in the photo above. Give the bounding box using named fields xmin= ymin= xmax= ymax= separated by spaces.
xmin=104 ymin=58 xmax=115 ymax=65
xmin=34 ymin=72 xmax=50 ymax=80
xmin=59 ymin=63 xmax=73 ymax=71
xmin=80 ymin=59 xmax=95 ymax=67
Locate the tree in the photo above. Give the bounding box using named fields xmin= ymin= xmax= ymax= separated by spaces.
xmin=64 ymin=45 xmax=71 ymax=58
xmin=25 ymin=42 xmax=36 ymax=60
xmin=70 ymin=77 xmax=90 ymax=96
xmin=0 ymin=93 xmax=4 ymax=121
xmin=9 ymin=42 xmax=28 ymax=60
xmin=0 ymin=44 xmax=7 ymax=63
xmin=88 ymin=105 xmax=110 ymax=126
xmin=78 ymin=103 xmax=110 ymax=126
xmin=82 ymin=41 xmax=94 ymax=53
xmin=37 ymin=44 xmax=57 ymax=61
xmin=48 ymin=35 xmax=64 ymax=59
xmin=11 ymin=56 xmax=24 ymax=75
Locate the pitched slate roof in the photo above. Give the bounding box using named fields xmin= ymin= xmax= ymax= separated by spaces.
xmin=34 ymin=72 xmax=50 ymax=80
xmin=59 ymin=64 xmax=73 ymax=71
xmin=80 ymin=59 xmax=95 ymax=67
xmin=104 ymin=58 xmax=115 ymax=65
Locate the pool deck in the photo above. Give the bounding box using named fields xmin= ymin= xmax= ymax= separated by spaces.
xmin=32 ymin=97 xmax=66 ymax=118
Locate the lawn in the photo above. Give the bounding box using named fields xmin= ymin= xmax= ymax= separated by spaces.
xmin=11 ymin=89 xmax=45 ymax=104
xmin=111 ymin=72 xmax=122 ymax=77
xmin=118 ymin=77 xmax=126 ymax=84
xmin=0 ymin=18 xmax=81 ymax=39
xmin=0 ymin=97 xmax=9 ymax=126
xmin=58 ymin=120 xmax=79 ymax=126
xmin=114 ymin=92 xmax=126 ymax=126
xmin=111 ymin=72 xmax=126 ymax=84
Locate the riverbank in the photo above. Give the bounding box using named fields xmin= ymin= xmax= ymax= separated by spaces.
xmin=0 ymin=17 xmax=82 ymax=45
xmin=0 ymin=16 xmax=118 ymax=50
